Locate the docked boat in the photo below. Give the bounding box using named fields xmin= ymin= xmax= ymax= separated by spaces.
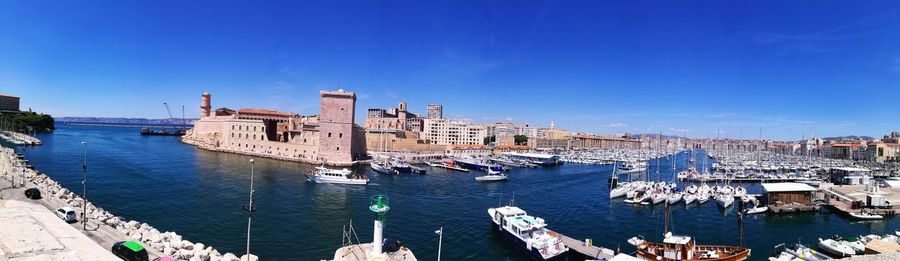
xmin=370 ymin=161 xmax=393 ymax=174
xmin=848 ymin=211 xmax=883 ymax=220
xmin=476 ymin=168 xmax=509 ymax=182
xmin=717 ymin=194 xmax=734 ymax=208
xmin=817 ymin=238 xmax=854 ymax=257
xmin=633 ymin=232 xmax=750 ymax=261
xmin=501 ymin=152 xmax=562 ymax=166
xmin=744 ymin=206 xmax=768 ymax=215
xmin=769 ymin=243 xmax=830 ymax=261
xmin=455 ymin=158 xmax=504 ymax=172
xmin=390 ymin=159 xmax=413 ymax=174
xmin=304 ymin=165 xmax=367 ymax=185
xmin=488 ymin=206 xmax=568 ymax=260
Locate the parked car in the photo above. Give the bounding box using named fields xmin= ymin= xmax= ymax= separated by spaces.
xmin=55 ymin=207 xmax=77 ymax=223
xmin=24 ymin=188 xmax=41 ymax=199
xmin=112 ymin=241 xmax=149 ymax=261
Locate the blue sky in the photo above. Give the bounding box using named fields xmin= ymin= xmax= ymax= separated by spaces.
xmin=1 ymin=1 xmax=898 ymax=140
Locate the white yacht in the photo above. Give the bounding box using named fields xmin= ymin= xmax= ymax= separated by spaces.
xmin=305 ymin=165 xmax=367 ymax=185
xmin=476 ymin=168 xmax=509 ymax=182
xmin=488 ymin=206 xmax=568 ymax=260
xmin=370 ymin=160 xmax=393 ymax=174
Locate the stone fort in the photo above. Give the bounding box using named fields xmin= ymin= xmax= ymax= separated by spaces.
xmin=182 ymin=89 xmax=367 ymax=166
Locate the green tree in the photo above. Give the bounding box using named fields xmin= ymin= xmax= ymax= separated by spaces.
xmin=514 ymin=135 xmax=528 ymax=145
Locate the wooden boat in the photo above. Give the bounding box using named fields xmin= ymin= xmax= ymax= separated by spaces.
xmin=633 ymin=201 xmax=750 ymax=261
xmin=634 ymin=233 xmax=751 ymax=261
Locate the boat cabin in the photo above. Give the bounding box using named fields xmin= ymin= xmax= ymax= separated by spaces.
xmin=658 ymin=233 xmax=696 ymax=260
xmin=492 ymin=206 xmax=548 ymax=239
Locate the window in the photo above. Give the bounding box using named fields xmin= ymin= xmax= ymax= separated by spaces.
xmin=254 ymin=126 xmax=257 ymax=131
xmin=231 ymin=133 xmax=234 ymax=138
xmin=328 ymin=132 xmax=332 ymax=138
xmin=339 ymin=133 xmax=343 ymax=138
xmin=336 ymin=146 xmax=340 ymax=151
xmin=232 ymin=125 xmax=235 ymax=130
xmin=253 ymin=134 xmax=256 ymax=139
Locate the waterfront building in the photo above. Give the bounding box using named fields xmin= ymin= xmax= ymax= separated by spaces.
xmin=762 ymin=183 xmax=819 ymax=213
xmin=0 ymin=94 xmax=20 ymax=112
xmin=366 ymin=129 xmax=446 ymax=153
xmin=867 ymin=141 xmax=900 ymax=163
xmin=422 ymin=118 xmax=486 ymax=145
xmin=568 ymin=134 xmax=641 ymax=149
xmin=426 ymin=104 xmax=442 ymax=119
xmin=446 ymin=144 xmax=492 ymax=158
xmin=829 ymin=167 xmax=872 ymax=185
xmin=182 ymin=90 xmax=367 ymax=166
xmin=364 ymin=101 xmax=423 ymax=133
xmin=528 ymin=137 xmax=569 ymax=150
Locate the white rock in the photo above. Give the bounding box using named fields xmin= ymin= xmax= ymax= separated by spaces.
xmin=130 ymin=232 xmax=142 ymax=241
xmin=164 ymin=246 xmax=176 ymax=256
xmin=221 ymin=253 xmax=238 ymax=261
xmin=190 ymin=256 xmax=201 ymax=261
xmin=194 ymin=243 xmax=205 ymax=252
xmin=127 ymin=220 xmax=140 ymax=229
xmin=179 ymin=249 xmax=194 ymax=259
xmin=240 ymin=254 xmax=258 ymax=261
xmin=182 ymin=240 xmax=194 ymax=250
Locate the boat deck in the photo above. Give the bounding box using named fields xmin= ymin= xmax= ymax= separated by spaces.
xmin=332 ymin=243 xmax=417 ymax=261
xmin=545 ymin=229 xmax=616 ymax=260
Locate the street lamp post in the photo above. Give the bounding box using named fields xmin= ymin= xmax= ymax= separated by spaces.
xmin=435 ymin=227 xmax=443 ymax=261
xmin=244 ymin=158 xmax=257 ymax=259
xmin=81 ymin=141 xmax=87 ymax=230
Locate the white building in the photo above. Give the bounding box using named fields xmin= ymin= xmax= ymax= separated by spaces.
xmin=422 ymin=118 xmax=486 ymax=145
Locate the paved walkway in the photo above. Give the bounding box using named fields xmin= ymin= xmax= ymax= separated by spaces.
xmin=0 ymin=178 xmax=165 ymax=260
xmin=0 ymin=199 xmax=119 ymax=260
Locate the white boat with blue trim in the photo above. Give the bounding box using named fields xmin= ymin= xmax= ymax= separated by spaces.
xmin=488 ymin=205 xmax=568 ymax=260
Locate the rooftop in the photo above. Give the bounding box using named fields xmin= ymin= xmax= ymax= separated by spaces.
xmin=237 ymin=108 xmax=297 ymax=117
xmin=762 ymin=183 xmax=818 ymax=193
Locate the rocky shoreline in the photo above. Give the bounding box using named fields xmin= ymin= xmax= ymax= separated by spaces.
xmin=1 ymin=146 xmax=253 ymax=261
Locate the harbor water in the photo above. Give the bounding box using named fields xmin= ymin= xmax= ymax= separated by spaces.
xmin=9 ymin=125 xmax=900 ymax=260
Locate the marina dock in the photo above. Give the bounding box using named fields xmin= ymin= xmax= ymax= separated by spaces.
xmin=546 ymin=229 xmax=616 ymax=260
xmin=824 ymin=186 xmax=898 ymax=217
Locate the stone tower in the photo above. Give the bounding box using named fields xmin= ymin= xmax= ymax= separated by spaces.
xmin=201 ymin=92 xmax=211 ymax=117
xmin=318 ymin=89 xmax=356 ymax=163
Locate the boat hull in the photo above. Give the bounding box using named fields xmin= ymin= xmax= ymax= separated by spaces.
xmin=305 ymin=174 xmax=367 ymax=185
xmin=636 ymin=243 xmax=750 ymax=261
xmin=455 ymin=160 xmax=503 ymax=172
xmin=492 ymin=222 xmax=566 ymax=260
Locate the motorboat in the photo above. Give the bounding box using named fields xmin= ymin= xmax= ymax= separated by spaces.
xmin=744 ymin=206 xmax=768 ymax=215
xmin=717 ymin=194 xmax=734 ymax=208
xmin=683 ymin=194 xmax=697 ymax=205
xmin=817 ymin=238 xmax=854 ymax=257
xmin=848 ymin=211 xmax=883 ymax=220
xmin=667 ymin=192 xmax=683 ymax=204
xmin=370 ymin=160 xmax=393 ymax=174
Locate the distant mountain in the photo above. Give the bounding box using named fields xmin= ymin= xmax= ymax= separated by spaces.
xmin=821 ymin=135 xmax=876 ymax=141
xmin=56 ymin=117 xmax=196 ymax=126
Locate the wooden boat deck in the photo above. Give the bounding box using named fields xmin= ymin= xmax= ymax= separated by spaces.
xmin=545 ymin=229 xmax=616 ymax=260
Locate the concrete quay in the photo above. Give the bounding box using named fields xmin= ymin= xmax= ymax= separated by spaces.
xmin=0 ymin=131 xmax=41 ymax=146
xmin=0 ymin=147 xmax=251 ymax=261
xmin=824 ymin=185 xmax=900 ymax=217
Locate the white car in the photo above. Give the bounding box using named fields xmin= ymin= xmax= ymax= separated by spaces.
xmin=55 ymin=207 xmax=77 ymax=223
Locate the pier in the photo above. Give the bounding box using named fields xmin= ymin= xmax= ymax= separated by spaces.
xmin=0 ymin=131 xmax=41 ymax=145
xmin=824 ymin=186 xmax=899 ymax=217
xmin=546 ymin=229 xmax=616 ymax=260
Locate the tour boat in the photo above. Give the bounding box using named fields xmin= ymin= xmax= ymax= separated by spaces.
xmin=488 ymin=206 xmax=568 ymax=260
xmin=305 ymin=165 xmax=367 ymax=185
xmin=634 ymin=232 xmax=750 ymax=261
xmin=817 ymin=238 xmax=854 ymax=257
xmin=476 ymin=168 xmax=508 ymax=182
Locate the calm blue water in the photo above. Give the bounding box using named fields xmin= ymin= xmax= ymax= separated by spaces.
xmin=10 ymin=125 xmax=900 ymax=260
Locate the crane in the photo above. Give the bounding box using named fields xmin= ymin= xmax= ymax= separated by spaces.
xmin=163 ymin=103 xmax=174 ymax=119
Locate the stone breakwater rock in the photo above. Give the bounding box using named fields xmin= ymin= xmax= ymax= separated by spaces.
xmin=240 ymin=254 xmax=259 ymax=261
xmin=0 ymin=148 xmax=229 ymax=261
